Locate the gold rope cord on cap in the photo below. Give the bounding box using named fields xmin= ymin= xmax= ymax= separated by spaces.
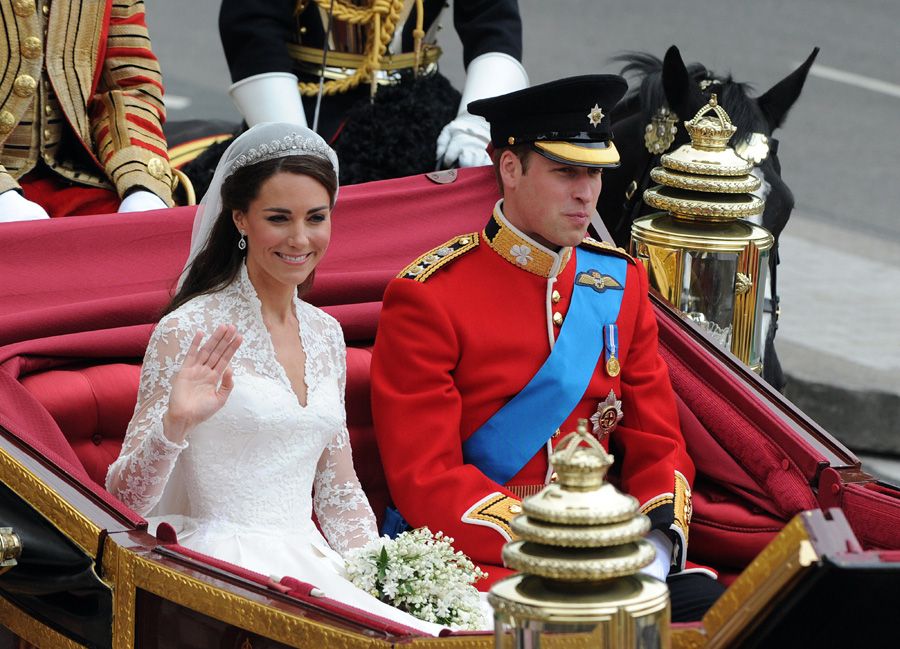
xmin=295 ymin=0 xmax=412 ymax=96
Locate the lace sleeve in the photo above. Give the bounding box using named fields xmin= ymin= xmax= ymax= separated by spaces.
xmin=313 ymin=321 xmax=378 ymax=556
xmin=105 ymin=316 xmax=192 ymax=515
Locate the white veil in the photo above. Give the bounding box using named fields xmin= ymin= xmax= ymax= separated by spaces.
xmin=179 ymin=122 xmax=340 ymax=288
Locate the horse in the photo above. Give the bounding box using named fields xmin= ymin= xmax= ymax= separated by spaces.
xmin=598 ymin=45 xmax=819 ymax=390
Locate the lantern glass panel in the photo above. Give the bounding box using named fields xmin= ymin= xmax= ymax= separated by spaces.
xmin=750 ymin=249 xmax=770 ymax=365
xmin=680 ymin=250 xmax=739 ymax=351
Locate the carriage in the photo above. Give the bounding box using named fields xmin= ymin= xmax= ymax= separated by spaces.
xmin=1 ymin=162 xmax=899 ymax=648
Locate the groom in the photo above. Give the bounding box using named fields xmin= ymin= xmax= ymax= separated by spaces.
xmin=371 ymin=75 xmax=723 ymax=622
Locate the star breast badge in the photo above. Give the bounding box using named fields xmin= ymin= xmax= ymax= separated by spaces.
xmin=590 ymin=390 xmax=624 ymax=441
xmin=587 ymin=103 xmax=604 ymax=128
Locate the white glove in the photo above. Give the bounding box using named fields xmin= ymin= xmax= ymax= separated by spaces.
xmin=436 ymin=113 xmax=493 ymax=168
xmin=436 ymin=52 xmax=529 ymax=169
xmin=0 ymin=189 xmax=50 ymax=223
xmin=640 ymin=530 xmax=674 ymax=582
xmin=229 ymin=72 xmax=307 ymax=128
xmin=118 ymin=190 xmax=167 ymax=213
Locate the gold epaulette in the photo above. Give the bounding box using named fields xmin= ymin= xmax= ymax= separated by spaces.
xmin=397 ymin=233 xmax=479 ymax=282
xmin=579 ymin=236 xmax=635 ymax=264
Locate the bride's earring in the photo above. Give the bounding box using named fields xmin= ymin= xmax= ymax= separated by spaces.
xmin=238 ymin=231 xmax=247 ymax=251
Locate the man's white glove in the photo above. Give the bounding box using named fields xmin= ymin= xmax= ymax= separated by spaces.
xmin=0 ymin=189 xmax=50 ymax=223
xmin=118 ymin=190 xmax=167 ymax=213
xmin=229 ymin=72 xmax=307 ymax=128
xmin=640 ymin=530 xmax=674 ymax=582
xmin=436 ymin=52 xmax=529 ymax=169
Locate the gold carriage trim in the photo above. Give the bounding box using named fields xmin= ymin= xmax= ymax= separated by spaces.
xmin=0 ymin=596 xmax=88 ymax=649
xmin=579 ymin=236 xmax=635 ymax=264
xmin=462 ymin=492 xmax=522 ymax=542
xmin=102 ymin=538 xmax=385 ymax=649
xmin=398 ymin=233 xmax=479 ymax=282
xmin=0 ymin=447 xmax=101 ymax=556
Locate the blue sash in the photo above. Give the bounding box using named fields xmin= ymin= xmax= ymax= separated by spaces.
xmin=462 ymin=248 xmax=626 ymax=485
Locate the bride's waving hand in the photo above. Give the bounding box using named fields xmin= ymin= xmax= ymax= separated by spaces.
xmin=164 ymin=324 xmax=242 ymax=443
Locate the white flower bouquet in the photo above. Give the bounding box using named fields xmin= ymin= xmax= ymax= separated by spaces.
xmin=345 ymin=527 xmax=487 ymax=630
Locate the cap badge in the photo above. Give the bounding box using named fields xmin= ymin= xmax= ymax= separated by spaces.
xmin=587 ymin=104 xmax=605 ymax=128
xmin=590 ymin=390 xmax=623 ymax=440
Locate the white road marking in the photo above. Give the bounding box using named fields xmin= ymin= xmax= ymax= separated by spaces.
xmin=807 ymin=64 xmax=900 ymax=100
xmin=164 ymin=94 xmax=191 ymax=110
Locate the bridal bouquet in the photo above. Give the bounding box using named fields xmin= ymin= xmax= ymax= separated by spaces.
xmin=345 ymin=527 xmax=487 ymax=629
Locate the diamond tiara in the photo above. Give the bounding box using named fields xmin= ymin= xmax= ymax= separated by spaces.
xmin=228 ymin=133 xmax=337 ymax=175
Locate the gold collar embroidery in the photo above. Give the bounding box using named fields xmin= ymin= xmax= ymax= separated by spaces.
xmin=483 ymin=202 xmax=572 ymax=279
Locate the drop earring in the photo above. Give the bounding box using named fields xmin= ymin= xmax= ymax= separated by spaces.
xmin=238 ymin=231 xmax=247 ymax=250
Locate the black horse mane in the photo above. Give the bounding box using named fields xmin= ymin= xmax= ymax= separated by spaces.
xmin=612 ymin=52 xmax=770 ymax=140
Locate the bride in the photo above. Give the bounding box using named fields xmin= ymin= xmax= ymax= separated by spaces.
xmin=105 ymin=122 xmax=449 ymax=635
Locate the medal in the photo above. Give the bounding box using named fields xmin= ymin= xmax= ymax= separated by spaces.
xmin=606 ymin=356 xmax=620 ymax=377
xmin=604 ymin=324 xmax=620 ymax=377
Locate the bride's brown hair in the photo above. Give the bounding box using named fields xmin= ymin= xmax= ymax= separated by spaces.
xmin=165 ymin=155 xmax=337 ymax=315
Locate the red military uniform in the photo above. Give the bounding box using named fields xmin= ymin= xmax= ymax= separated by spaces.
xmin=372 ymin=203 xmax=694 ymax=587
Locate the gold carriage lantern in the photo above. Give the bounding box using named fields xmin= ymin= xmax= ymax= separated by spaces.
xmin=631 ymin=95 xmax=773 ymax=371
xmin=489 ymin=420 xmax=670 ymax=648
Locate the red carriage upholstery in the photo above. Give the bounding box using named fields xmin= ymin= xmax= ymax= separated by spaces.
xmin=20 ymin=363 xmax=138 ymax=487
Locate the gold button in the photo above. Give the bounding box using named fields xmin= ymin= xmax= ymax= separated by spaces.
xmin=551 ymin=290 xmax=561 ymax=304
xmin=0 ymin=111 xmax=15 ymax=134
xmin=509 ymin=504 xmax=522 ymax=515
xmin=13 ymin=74 xmax=37 ymax=97
xmin=507 ymin=136 xmax=515 ymax=145
xmin=41 ymin=3 xmax=48 ymax=15
xmin=13 ymin=0 xmax=35 ymax=16
xmin=550 ymin=472 xmax=559 ymax=483
xmin=42 ymin=128 xmax=51 ymax=139
xmin=21 ymin=36 xmax=42 ymax=59
xmin=44 ymin=105 xmax=52 ymax=116
xmin=552 ymin=312 xmax=563 ymax=326
xmin=147 ymin=157 xmax=169 ymax=180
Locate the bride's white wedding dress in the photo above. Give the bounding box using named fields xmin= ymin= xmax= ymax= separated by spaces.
xmin=106 ymin=265 xmax=447 ymax=635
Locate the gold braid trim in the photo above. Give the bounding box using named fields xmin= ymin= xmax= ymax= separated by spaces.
xmin=297 ymin=0 xmax=406 ymax=96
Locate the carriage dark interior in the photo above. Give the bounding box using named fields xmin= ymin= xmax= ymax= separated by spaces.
xmin=2 ymin=168 xmax=899 ymax=636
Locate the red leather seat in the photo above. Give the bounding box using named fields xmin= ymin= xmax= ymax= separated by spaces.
xmin=20 ymin=363 xmax=139 ymax=487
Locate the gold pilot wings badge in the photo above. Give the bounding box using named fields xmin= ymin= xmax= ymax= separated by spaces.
xmin=575 ymin=270 xmax=624 ymax=293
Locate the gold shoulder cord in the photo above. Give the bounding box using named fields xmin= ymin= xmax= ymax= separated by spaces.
xmin=295 ymin=0 xmax=425 ymax=97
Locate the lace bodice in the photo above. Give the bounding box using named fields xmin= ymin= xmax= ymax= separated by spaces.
xmin=106 ymin=265 xmax=377 ymax=556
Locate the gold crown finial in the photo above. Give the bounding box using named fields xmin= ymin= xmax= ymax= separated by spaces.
xmin=684 ymin=96 xmax=736 ymax=151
